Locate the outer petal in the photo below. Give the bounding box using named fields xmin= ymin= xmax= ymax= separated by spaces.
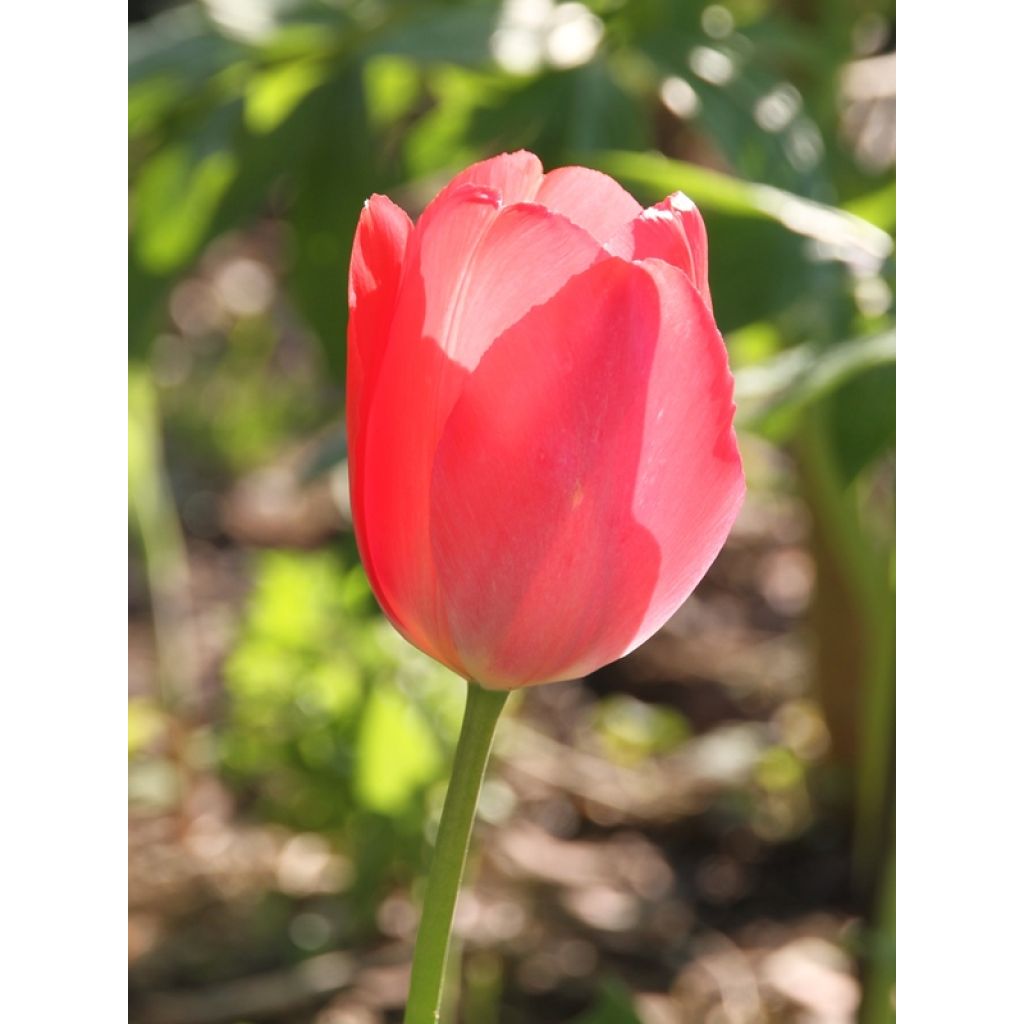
xmin=347 ymin=194 xmax=413 ymax=455
xmin=670 ymin=194 xmax=710 ymax=305
xmin=357 ymin=185 xmax=500 ymax=668
xmin=535 ymin=166 xmax=643 ymax=244
xmin=427 ymin=259 xmax=648 ymax=687
xmin=607 ymin=192 xmax=712 ymax=310
xmin=433 ymin=150 xmax=544 ymax=208
xmin=615 ymin=258 xmax=743 ymax=651
xmin=428 ymin=256 xmax=744 ymax=688
xmin=359 ymin=185 xmax=603 ymax=673
xmin=346 ymin=194 xmax=413 ymax=626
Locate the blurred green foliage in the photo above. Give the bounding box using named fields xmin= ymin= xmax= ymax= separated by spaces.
xmin=591 ymin=694 xmax=691 ymax=765
xmin=129 ymin=0 xmax=894 ymax=369
xmin=129 ymin=0 xmax=895 ymax=1019
xmin=571 ymin=980 xmax=644 ymax=1023
xmin=221 ymin=547 xmax=465 ymax=920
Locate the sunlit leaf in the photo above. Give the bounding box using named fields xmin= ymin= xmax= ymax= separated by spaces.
xmin=245 ymin=59 xmax=332 ymax=134
xmin=355 ymin=686 xmax=442 ymax=815
xmin=129 ymin=75 xmax=187 ymax=136
xmin=735 ymin=330 xmax=896 ymax=440
xmin=593 ymin=150 xmax=892 ymax=333
xmin=404 ymin=66 xmax=496 ymax=180
xmin=595 ymin=150 xmax=892 ymax=259
xmin=844 ymin=179 xmax=897 ymax=234
xmin=364 ymin=55 xmax=422 ymax=129
xmin=131 ymin=102 xmax=241 ymax=273
xmin=128 ymin=697 xmax=166 ymax=758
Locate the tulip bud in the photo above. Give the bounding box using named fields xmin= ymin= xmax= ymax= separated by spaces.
xmin=348 ymin=151 xmax=744 ymax=689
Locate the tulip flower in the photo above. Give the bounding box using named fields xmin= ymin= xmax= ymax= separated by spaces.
xmin=346 ymin=151 xmax=744 ymax=1023
xmin=348 ymin=151 xmax=744 ymax=688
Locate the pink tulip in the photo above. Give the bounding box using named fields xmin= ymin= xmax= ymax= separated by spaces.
xmin=347 ymin=151 xmax=744 ymax=689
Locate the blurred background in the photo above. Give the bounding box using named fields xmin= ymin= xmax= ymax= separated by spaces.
xmin=128 ymin=1 xmax=895 ymax=1021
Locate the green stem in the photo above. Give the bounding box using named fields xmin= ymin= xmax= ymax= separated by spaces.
xmin=404 ymin=681 xmax=508 ymax=1024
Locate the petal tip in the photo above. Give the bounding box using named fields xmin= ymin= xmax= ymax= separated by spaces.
xmin=667 ymin=191 xmax=697 ymax=213
xmin=442 ymin=182 xmax=504 ymax=209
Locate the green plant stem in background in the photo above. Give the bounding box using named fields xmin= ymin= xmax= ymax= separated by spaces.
xmin=797 ymin=408 xmax=895 ymax=890
xmin=128 ymin=367 xmax=199 ymax=712
xmin=404 ymin=681 xmax=508 ymax=1024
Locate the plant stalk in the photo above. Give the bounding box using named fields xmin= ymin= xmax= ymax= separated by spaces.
xmin=404 ymin=680 xmax=508 ymax=1024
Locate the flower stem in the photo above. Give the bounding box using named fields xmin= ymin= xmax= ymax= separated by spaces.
xmin=404 ymin=681 xmax=508 ymax=1024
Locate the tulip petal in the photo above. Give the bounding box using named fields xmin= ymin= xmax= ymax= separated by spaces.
xmin=672 ymin=194 xmax=711 ymax=306
xmin=536 ymin=165 xmax=643 ymax=244
xmin=607 ymin=193 xmax=712 ymax=310
xmin=346 ymin=193 xmax=413 ymax=627
xmin=430 ymin=257 xmax=664 ymax=686
xmin=347 ymin=193 xmax=413 ymax=457
xmin=357 ymin=184 xmax=501 ymax=667
xmin=438 ymin=201 xmax=606 ymax=372
xmin=428 ymin=256 xmax=741 ymax=688
xmin=616 ymin=257 xmax=743 ymax=651
xmin=429 ymin=256 xmax=744 ymax=688
xmin=359 ymin=185 xmax=604 ymax=673
xmin=432 ymin=150 xmax=544 ymax=208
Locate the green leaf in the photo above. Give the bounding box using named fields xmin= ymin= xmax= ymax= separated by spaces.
xmin=128 ymin=243 xmax=172 ymax=360
xmin=470 ymin=62 xmax=650 ymax=162
xmin=735 ymin=330 xmax=896 ymax=440
xmin=129 ymin=74 xmax=188 ymax=137
xmin=827 ymin=361 xmax=897 ymax=483
xmin=128 ymin=697 xmax=165 ymax=759
xmin=405 ymin=62 xmax=651 ymax=195
xmin=355 ymin=686 xmax=442 ymax=815
xmin=595 ymin=150 xmax=892 ymax=257
xmin=592 ymin=151 xmax=892 ymax=334
xmin=287 ymin=68 xmax=376 ymax=376
xmin=366 ymin=5 xmax=500 ymax=66
xmin=404 ymin=65 xmax=494 ymax=180
xmin=364 ymin=55 xmax=422 ymax=130
xmin=129 ymin=5 xmax=247 ymax=89
xmin=844 ymin=179 xmax=897 ymax=234
xmin=245 ymin=58 xmax=333 ymax=134
xmin=131 ymin=100 xmax=241 ymax=273
xmin=627 ymin=4 xmax=834 ymax=198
